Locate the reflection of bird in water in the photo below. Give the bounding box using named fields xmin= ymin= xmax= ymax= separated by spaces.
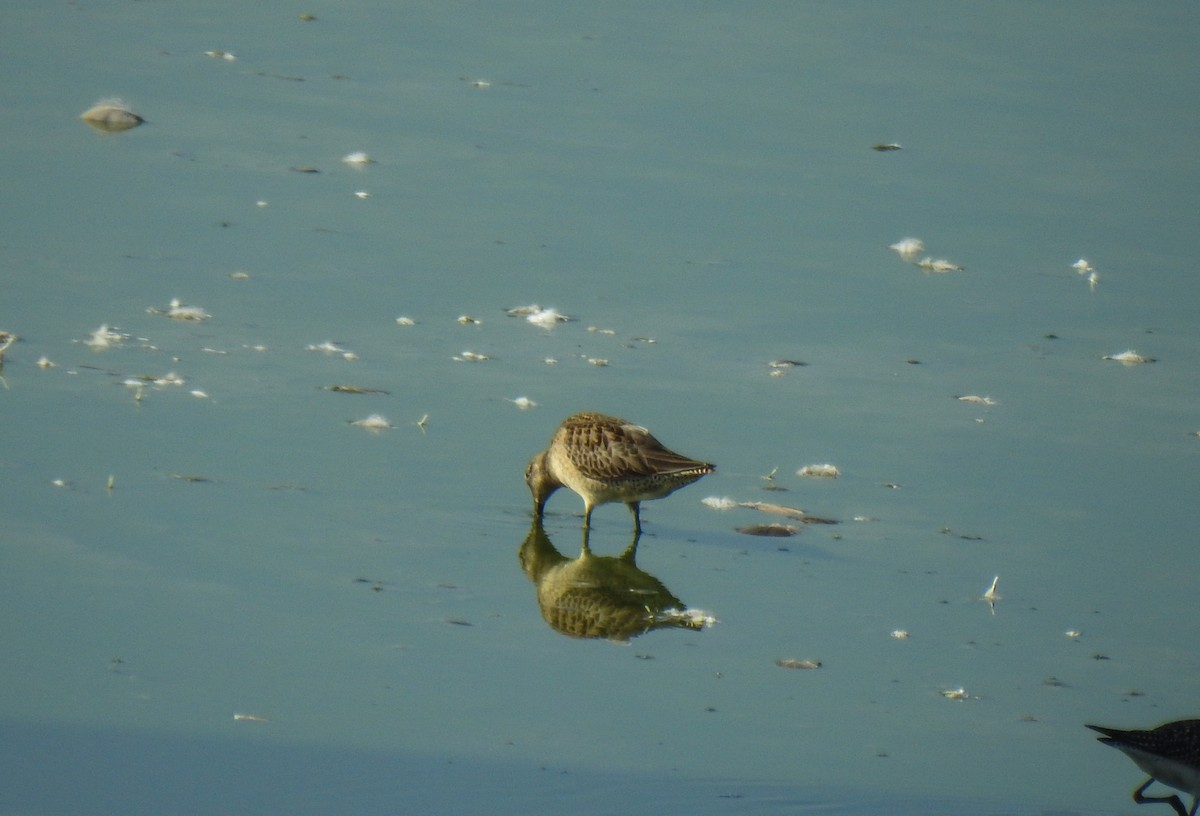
xmin=1087 ymin=719 xmax=1200 ymax=816
xmin=525 ymin=412 xmax=714 ymax=532
xmin=518 ymin=519 xmax=715 ymax=642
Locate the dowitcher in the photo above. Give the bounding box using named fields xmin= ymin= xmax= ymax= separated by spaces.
xmin=1087 ymin=719 xmax=1200 ymax=816
xmin=525 ymin=412 xmax=714 ymax=532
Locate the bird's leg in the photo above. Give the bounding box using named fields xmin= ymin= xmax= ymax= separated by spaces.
xmin=581 ymin=524 xmax=592 ymax=555
xmin=1132 ymin=778 xmax=1189 ymax=816
xmin=583 ymin=503 xmax=594 ymax=530
xmin=619 ymin=529 xmax=641 ymax=561
xmin=628 ymin=502 xmax=642 ymax=533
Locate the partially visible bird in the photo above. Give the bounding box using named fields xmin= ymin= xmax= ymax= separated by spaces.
xmin=1087 ymin=719 xmax=1200 ymax=816
xmin=525 ymin=412 xmax=714 ymax=532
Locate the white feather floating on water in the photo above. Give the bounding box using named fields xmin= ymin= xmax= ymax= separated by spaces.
xmin=1103 ymin=350 xmax=1155 ymax=365
xmin=915 ymin=257 xmax=964 ymax=273
xmin=888 ymin=237 xmax=924 ymax=261
xmin=161 ymin=298 xmax=210 ymax=321
xmin=350 ymin=414 xmax=392 ymax=432
xmin=85 ymin=324 xmax=125 ymax=350
xmin=525 ymin=308 xmax=570 ymax=329
xmin=797 ymin=464 xmax=840 ymax=479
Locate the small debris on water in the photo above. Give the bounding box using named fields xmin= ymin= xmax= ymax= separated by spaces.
xmin=454 ymin=351 xmax=490 ymax=362
xmin=940 ymin=687 xmax=976 ymax=701
xmin=1103 ymin=350 xmax=1155 ymax=365
xmin=655 ymin=608 xmax=718 ymax=629
xmin=915 ymin=257 xmax=964 ymax=273
xmin=85 ymin=324 xmax=126 ymax=350
xmin=0 ymin=331 xmax=15 ymax=365
xmin=526 ymin=308 xmax=571 ymax=329
xmin=776 ymin=658 xmax=821 ymax=670
xmin=981 ymin=576 xmax=1001 ymax=610
xmin=306 ymin=340 xmax=357 ymax=361
xmin=939 ymin=527 xmax=986 ymax=541
xmin=739 ymin=500 xmax=807 ymax=519
xmin=149 ymin=298 xmax=210 ymax=321
xmin=323 ymin=385 xmax=390 ymax=394
xmin=233 ymin=713 xmax=271 ymax=723
xmin=350 ymin=414 xmax=392 ymax=432
xmin=80 ymin=98 xmax=144 ymax=132
xmin=797 ymin=464 xmax=839 ymax=479
xmin=736 ymin=523 xmax=797 ymax=537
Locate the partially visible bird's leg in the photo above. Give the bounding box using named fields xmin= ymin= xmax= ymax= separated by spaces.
xmin=1132 ymin=778 xmax=1189 ymax=816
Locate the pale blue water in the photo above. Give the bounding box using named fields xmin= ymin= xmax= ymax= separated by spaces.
xmin=2 ymin=2 xmax=1199 ymax=814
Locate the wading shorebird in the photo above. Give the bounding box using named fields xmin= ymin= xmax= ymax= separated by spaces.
xmin=1087 ymin=719 xmax=1200 ymax=816
xmin=525 ymin=412 xmax=714 ymax=532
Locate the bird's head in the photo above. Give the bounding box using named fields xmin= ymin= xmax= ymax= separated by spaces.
xmin=525 ymin=451 xmax=560 ymax=513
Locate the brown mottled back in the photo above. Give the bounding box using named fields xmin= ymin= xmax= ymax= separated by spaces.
xmin=557 ymin=412 xmax=713 ymax=482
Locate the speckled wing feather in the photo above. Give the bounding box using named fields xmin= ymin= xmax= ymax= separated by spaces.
xmin=1090 ymin=720 xmax=1200 ymax=765
xmin=560 ymin=413 xmax=713 ymax=481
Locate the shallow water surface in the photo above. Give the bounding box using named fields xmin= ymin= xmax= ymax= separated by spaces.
xmin=2 ymin=2 xmax=1198 ymax=814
